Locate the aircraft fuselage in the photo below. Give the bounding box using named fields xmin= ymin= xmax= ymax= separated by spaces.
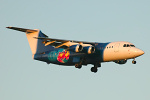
xmin=34 ymin=41 xmax=144 ymax=66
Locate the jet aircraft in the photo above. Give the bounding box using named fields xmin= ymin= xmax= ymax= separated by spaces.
xmin=6 ymin=27 xmax=144 ymax=73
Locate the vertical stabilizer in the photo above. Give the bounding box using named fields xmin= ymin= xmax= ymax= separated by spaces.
xmin=6 ymin=27 xmax=53 ymax=58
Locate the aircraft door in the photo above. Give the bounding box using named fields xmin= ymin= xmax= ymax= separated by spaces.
xmin=114 ymin=43 xmax=120 ymax=52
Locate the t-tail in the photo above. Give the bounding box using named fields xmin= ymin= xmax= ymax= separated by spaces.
xmin=6 ymin=26 xmax=53 ymax=58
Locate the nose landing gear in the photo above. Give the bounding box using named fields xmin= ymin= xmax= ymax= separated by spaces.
xmin=132 ymin=60 xmax=136 ymax=64
xmin=132 ymin=58 xmax=136 ymax=64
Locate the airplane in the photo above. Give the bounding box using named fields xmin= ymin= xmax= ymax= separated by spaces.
xmin=6 ymin=26 xmax=145 ymax=73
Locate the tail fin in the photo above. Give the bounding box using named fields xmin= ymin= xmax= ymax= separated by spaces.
xmin=6 ymin=27 xmax=53 ymax=58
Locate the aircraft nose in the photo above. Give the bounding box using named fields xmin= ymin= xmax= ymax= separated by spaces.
xmin=135 ymin=49 xmax=145 ymax=56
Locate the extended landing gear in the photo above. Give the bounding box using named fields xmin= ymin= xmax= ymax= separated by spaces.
xmin=74 ymin=59 xmax=101 ymax=73
xmin=132 ymin=60 xmax=136 ymax=64
xmin=91 ymin=63 xmax=101 ymax=73
xmin=75 ymin=57 xmax=86 ymax=69
xmin=132 ymin=58 xmax=136 ymax=64
xmin=91 ymin=67 xmax=98 ymax=73
xmin=75 ymin=63 xmax=82 ymax=69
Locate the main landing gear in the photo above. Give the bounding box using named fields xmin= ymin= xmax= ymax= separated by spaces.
xmin=91 ymin=67 xmax=98 ymax=73
xmin=91 ymin=63 xmax=101 ymax=73
xmin=75 ymin=63 xmax=82 ymax=69
xmin=75 ymin=58 xmax=86 ymax=69
xmin=132 ymin=58 xmax=136 ymax=64
xmin=75 ymin=62 xmax=101 ymax=73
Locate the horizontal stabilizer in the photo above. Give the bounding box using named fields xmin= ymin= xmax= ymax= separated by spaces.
xmin=6 ymin=26 xmax=38 ymax=33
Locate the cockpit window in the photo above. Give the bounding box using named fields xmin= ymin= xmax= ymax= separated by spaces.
xmin=123 ymin=44 xmax=135 ymax=47
xmin=123 ymin=44 xmax=127 ymax=47
xmin=130 ymin=44 xmax=135 ymax=47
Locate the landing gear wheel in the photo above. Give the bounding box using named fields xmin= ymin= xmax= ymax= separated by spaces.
xmin=132 ymin=60 xmax=136 ymax=64
xmin=75 ymin=64 xmax=82 ymax=69
xmin=78 ymin=65 xmax=82 ymax=69
xmin=91 ymin=67 xmax=98 ymax=73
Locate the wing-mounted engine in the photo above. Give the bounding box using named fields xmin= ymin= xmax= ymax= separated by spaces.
xmin=69 ymin=44 xmax=83 ymax=52
xmin=114 ymin=59 xmax=127 ymax=64
xmin=82 ymin=46 xmax=95 ymax=54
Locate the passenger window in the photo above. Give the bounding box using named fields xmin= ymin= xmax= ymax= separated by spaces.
xmin=127 ymin=44 xmax=130 ymax=47
xmin=112 ymin=46 xmax=113 ymax=48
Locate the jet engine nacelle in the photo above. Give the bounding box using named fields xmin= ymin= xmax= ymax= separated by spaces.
xmin=69 ymin=44 xmax=83 ymax=52
xmin=83 ymin=46 xmax=95 ymax=54
xmin=114 ymin=60 xmax=127 ymax=64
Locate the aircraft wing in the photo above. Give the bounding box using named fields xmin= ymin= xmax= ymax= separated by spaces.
xmin=6 ymin=26 xmax=96 ymax=49
xmin=35 ymin=37 xmax=96 ymax=48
